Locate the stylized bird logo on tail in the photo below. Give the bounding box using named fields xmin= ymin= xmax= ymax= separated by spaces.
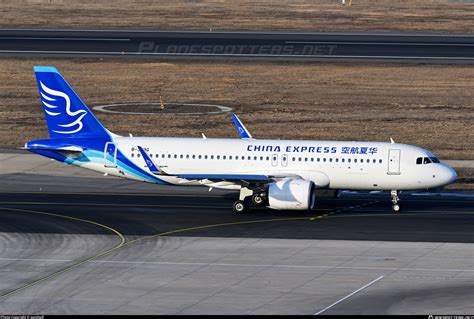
xmin=39 ymin=81 xmax=87 ymax=134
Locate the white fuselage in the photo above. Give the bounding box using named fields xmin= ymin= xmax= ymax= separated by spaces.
xmin=91 ymin=137 xmax=456 ymax=191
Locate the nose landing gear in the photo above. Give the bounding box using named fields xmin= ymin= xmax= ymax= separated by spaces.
xmin=391 ymin=190 xmax=401 ymax=212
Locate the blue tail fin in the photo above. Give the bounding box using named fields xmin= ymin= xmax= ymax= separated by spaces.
xmin=34 ymin=66 xmax=111 ymax=139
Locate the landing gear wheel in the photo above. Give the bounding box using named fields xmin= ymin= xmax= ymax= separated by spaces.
xmin=390 ymin=190 xmax=401 ymax=213
xmin=252 ymin=194 xmax=264 ymax=206
xmin=233 ymin=200 xmax=248 ymax=213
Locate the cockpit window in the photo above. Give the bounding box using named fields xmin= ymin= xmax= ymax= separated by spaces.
xmin=417 ymin=157 xmax=438 ymax=164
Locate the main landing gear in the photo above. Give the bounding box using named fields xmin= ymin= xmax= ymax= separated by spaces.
xmin=391 ymin=190 xmax=401 ymax=212
xmin=232 ymin=200 xmax=248 ymax=213
xmin=232 ymin=187 xmax=267 ymax=213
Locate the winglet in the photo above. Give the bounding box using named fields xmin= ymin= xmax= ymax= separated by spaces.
xmin=231 ymin=114 xmax=253 ymax=139
xmin=137 ymin=146 xmax=161 ymax=175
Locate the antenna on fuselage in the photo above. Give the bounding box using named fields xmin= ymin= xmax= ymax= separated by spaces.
xmin=390 ymin=137 xmax=395 ymax=144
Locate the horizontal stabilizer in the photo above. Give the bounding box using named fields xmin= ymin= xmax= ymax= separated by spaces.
xmin=25 ymin=139 xmax=83 ymax=153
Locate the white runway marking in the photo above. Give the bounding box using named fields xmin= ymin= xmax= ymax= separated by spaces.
xmin=0 ymin=50 xmax=473 ymax=60
xmin=92 ymin=102 xmax=233 ymax=115
xmin=314 ymin=275 xmax=385 ymax=315
xmin=1 ymin=258 xmax=473 ymax=273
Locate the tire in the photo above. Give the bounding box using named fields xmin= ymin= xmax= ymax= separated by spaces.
xmin=252 ymin=194 xmax=264 ymax=206
xmin=233 ymin=200 xmax=248 ymax=213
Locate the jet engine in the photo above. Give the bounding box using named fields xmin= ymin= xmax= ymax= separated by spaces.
xmin=267 ymin=179 xmax=315 ymax=210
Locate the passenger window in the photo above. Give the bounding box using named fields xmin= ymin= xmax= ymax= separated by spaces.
xmin=137 ymin=153 xmax=141 ymax=158
xmin=311 ymin=158 xmax=314 ymax=162
xmin=198 ymin=155 xmax=201 ymax=159
xmin=174 ymin=154 xmax=177 ymax=159
xmin=354 ymin=159 xmax=357 ymax=163
xmin=223 ymin=155 xmax=226 ymax=160
xmin=305 ymin=158 xmax=308 ymax=162
xmin=292 ymin=157 xmax=295 ymax=161
xmin=323 ymin=158 xmax=326 ymax=162
xmin=254 ymin=156 xmax=257 ymax=160
xmin=211 ymin=155 xmax=214 ymax=159
xmin=366 ymin=159 xmax=370 ymax=163
xmin=229 ymin=156 xmax=232 ymax=160
xmin=266 ymin=156 xmax=270 ymax=161
xmin=260 ymin=156 xmax=263 ymax=160
xmin=329 ymin=158 xmax=332 ymax=162
xmin=317 ymin=158 xmax=320 ymax=162
xmin=217 ymin=155 xmax=220 ymax=160
xmin=342 ymin=158 xmax=345 ymax=163
xmin=373 ymin=159 xmax=376 ymax=163
xmin=131 ymin=153 xmax=134 ymax=157
xmin=379 ymin=159 xmax=382 ymax=163
xmin=298 ymin=157 xmax=302 ymax=162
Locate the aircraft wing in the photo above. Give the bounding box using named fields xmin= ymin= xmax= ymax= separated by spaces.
xmin=174 ymin=173 xmax=302 ymax=184
xmin=137 ymin=145 xmax=301 ymax=183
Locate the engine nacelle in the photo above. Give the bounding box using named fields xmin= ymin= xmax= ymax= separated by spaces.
xmin=268 ymin=179 xmax=315 ymax=210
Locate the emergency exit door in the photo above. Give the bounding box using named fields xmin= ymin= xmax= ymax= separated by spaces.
xmin=387 ymin=149 xmax=401 ymax=175
xmin=281 ymin=154 xmax=288 ymax=167
xmin=271 ymin=154 xmax=278 ymax=167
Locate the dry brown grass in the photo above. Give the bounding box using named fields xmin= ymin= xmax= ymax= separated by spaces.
xmin=0 ymin=0 xmax=473 ymax=33
xmin=0 ymin=58 xmax=472 ymax=162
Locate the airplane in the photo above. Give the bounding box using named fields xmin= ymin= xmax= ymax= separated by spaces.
xmin=25 ymin=66 xmax=457 ymax=213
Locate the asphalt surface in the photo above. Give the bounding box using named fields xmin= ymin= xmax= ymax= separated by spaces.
xmin=0 ymin=29 xmax=473 ymax=62
xmin=0 ymin=191 xmax=473 ymax=314
xmin=0 ymin=192 xmax=473 ymax=242
xmin=1 ymin=150 xmax=474 ymax=314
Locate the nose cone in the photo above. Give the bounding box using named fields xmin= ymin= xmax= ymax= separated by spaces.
xmin=439 ymin=165 xmax=457 ymax=186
